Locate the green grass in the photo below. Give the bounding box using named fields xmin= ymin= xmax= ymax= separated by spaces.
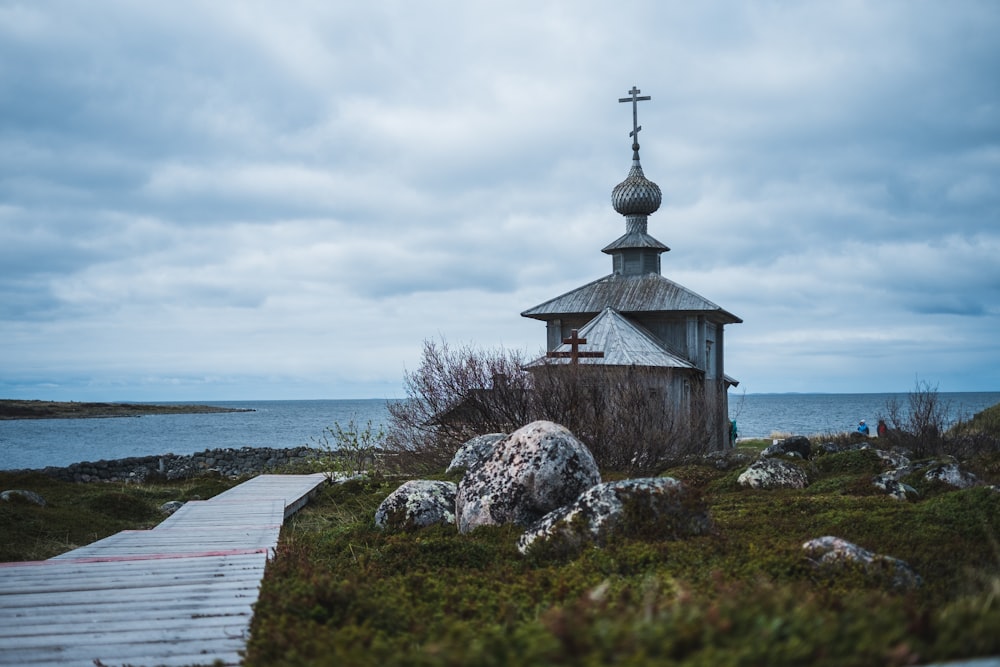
xmin=0 ymin=471 xmax=241 ymax=561
xmin=243 ymin=458 xmax=1000 ymax=667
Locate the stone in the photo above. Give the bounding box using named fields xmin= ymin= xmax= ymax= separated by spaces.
xmin=761 ymin=435 xmax=811 ymax=459
xmin=446 ymin=433 xmax=506 ymax=474
xmin=160 ymin=500 xmax=185 ymax=515
xmin=455 ymin=420 xmax=601 ymax=534
xmin=872 ymin=474 xmax=918 ymax=501
xmin=874 ymin=449 xmax=911 ymax=472
xmin=924 ymin=462 xmax=978 ymax=489
xmin=802 ymin=535 xmax=922 ymax=590
xmin=517 ymin=477 xmax=712 ymax=554
xmin=696 ymin=448 xmax=758 ymax=471
xmin=737 ymin=458 xmax=809 ymax=489
xmin=1 ymin=489 xmax=47 ymax=507
xmin=817 ymin=440 xmax=866 ymax=454
xmin=375 ymin=480 xmax=457 ymax=531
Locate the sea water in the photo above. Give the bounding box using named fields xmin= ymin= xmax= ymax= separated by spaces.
xmin=0 ymin=399 xmax=393 ymax=471
xmin=729 ymin=391 xmax=1000 ymax=440
xmin=2 ymin=393 xmax=999 ymax=471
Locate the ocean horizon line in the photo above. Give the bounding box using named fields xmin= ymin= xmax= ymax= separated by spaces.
xmin=5 ymin=389 xmax=1000 ymax=404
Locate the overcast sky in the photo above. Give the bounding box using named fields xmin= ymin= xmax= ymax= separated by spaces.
xmin=2 ymin=1 xmax=998 ymax=402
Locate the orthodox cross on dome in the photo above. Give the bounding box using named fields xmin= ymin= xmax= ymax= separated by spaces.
xmin=547 ymin=330 xmax=605 ymax=365
xmin=618 ymin=86 xmax=651 ymax=150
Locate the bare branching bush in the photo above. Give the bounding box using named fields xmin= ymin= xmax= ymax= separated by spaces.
xmin=384 ymin=340 xmax=531 ymax=474
xmin=385 ymin=339 xmax=725 ymax=475
xmin=881 ymin=379 xmax=1000 ymax=459
xmin=882 ymin=380 xmax=950 ymax=458
xmin=530 ymin=364 xmax=719 ymax=474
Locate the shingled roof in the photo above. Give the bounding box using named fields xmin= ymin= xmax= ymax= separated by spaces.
xmin=525 ymin=307 xmax=699 ymax=369
xmin=521 ymin=272 xmax=742 ymax=324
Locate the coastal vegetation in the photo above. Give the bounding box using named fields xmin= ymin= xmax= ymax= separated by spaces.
xmin=240 ymin=396 xmax=1000 ymax=666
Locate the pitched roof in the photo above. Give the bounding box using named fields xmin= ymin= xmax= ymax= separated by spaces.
xmin=525 ymin=307 xmax=699 ymax=369
xmin=521 ymin=272 xmax=742 ymax=324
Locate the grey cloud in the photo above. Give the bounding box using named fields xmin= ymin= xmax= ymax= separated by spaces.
xmin=1 ymin=1 xmax=999 ymax=399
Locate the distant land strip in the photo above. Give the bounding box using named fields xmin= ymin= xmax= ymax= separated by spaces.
xmin=0 ymin=399 xmax=254 ymax=420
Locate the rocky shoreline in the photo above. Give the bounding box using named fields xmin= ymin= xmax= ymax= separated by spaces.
xmin=15 ymin=446 xmax=324 ymax=483
xmin=0 ymin=399 xmax=254 ymax=420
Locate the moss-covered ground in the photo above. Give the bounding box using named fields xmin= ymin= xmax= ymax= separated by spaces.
xmin=243 ymin=445 xmax=1000 ymax=667
xmin=4 ymin=435 xmax=998 ymax=665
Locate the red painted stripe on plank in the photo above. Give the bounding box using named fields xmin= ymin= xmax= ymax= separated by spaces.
xmin=0 ymin=547 xmax=268 ymax=568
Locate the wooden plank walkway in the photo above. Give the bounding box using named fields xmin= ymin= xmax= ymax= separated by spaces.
xmin=0 ymin=473 xmax=328 ymax=667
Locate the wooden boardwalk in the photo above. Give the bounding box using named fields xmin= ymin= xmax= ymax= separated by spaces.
xmin=0 ymin=473 xmax=328 ymax=667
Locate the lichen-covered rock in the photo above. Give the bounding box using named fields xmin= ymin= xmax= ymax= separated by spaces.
xmin=762 ymin=435 xmax=811 ymax=459
xmin=872 ymin=474 xmax=918 ymax=501
xmin=375 ymin=480 xmax=457 ymax=531
xmin=446 ymin=433 xmax=506 ymax=474
xmin=737 ymin=458 xmax=809 ymax=489
xmin=802 ymin=535 xmax=922 ymax=590
xmin=817 ymin=440 xmax=866 ymax=455
xmin=0 ymin=489 xmax=47 ymax=507
xmin=456 ymin=421 xmax=601 ymax=534
xmin=517 ymin=477 xmax=712 ymax=555
xmin=697 ymin=448 xmax=759 ymax=471
xmin=874 ymin=449 xmax=911 ymax=472
xmin=159 ymin=500 xmax=185 ymax=515
xmin=924 ymin=462 xmax=978 ymax=489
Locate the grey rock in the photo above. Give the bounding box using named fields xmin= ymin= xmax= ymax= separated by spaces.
xmin=925 ymin=462 xmax=978 ymax=489
xmin=446 ymin=433 xmax=506 ymax=474
xmin=874 ymin=449 xmax=911 ymax=471
xmin=762 ymin=435 xmax=811 ymax=460
xmin=456 ymin=420 xmax=601 ymax=534
xmin=737 ymin=458 xmax=809 ymax=489
xmin=817 ymin=440 xmax=866 ymax=454
xmin=802 ymin=535 xmax=922 ymax=590
xmin=375 ymin=480 xmax=457 ymax=531
xmin=872 ymin=474 xmax=918 ymax=501
xmin=159 ymin=500 xmax=185 ymax=515
xmin=518 ymin=477 xmax=712 ymax=554
xmin=1 ymin=489 xmax=47 ymax=507
xmin=696 ymin=448 xmax=758 ymax=471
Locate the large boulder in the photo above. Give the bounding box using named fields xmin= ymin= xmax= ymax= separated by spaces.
xmin=761 ymin=436 xmax=811 ymax=460
xmin=737 ymin=458 xmax=809 ymax=489
xmin=456 ymin=421 xmax=601 ymax=534
xmin=446 ymin=433 xmax=506 ymax=474
xmin=375 ymin=480 xmax=458 ymax=531
xmin=517 ymin=477 xmax=712 ymax=555
xmin=802 ymin=535 xmax=922 ymax=590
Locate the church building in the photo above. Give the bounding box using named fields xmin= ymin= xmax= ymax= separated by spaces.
xmin=521 ymin=87 xmax=741 ymax=450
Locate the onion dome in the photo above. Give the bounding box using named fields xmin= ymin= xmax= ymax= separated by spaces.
xmin=612 ymin=153 xmax=662 ymax=216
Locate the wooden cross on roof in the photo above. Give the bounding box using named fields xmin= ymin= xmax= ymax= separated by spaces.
xmin=618 ymin=85 xmax=651 ymax=147
xmin=547 ymin=329 xmax=605 ymax=365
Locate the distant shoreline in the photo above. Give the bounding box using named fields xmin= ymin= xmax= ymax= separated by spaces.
xmin=0 ymin=399 xmax=254 ymax=421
